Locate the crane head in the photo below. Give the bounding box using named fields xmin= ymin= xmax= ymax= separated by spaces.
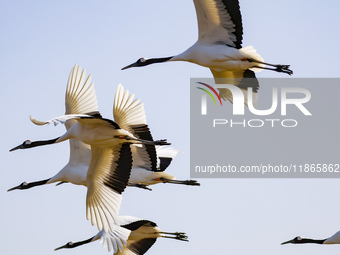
xmin=54 ymin=241 xmax=74 ymax=251
xmin=9 ymin=140 xmax=32 ymax=152
xmin=281 ymin=236 xmax=302 ymax=245
xmin=7 ymin=181 xmax=28 ymax=192
xmin=121 ymin=58 xmax=147 ymax=70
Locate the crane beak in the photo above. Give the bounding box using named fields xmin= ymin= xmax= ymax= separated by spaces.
xmin=281 ymin=239 xmax=294 ymax=245
xmin=121 ymin=62 xmax=138 ymax=70
xmin=7 ymin=185 xmax=21 ymax=192
xmin=9 ymin=144 xmax=24 ymax=152
xmin=54 ymin=244 xmax=67 ymax=251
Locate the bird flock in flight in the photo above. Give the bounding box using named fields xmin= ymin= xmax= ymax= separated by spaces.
xmin=9 ymin=64 xmax=199 ymax=254
xmin=8 ymin=0 xmax=338 ymax=254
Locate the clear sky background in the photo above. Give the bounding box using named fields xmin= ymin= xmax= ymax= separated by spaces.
xmin=1 ymin=0 xmax=340 ymax=254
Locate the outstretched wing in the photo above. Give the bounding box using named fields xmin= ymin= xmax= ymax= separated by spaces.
xmin=113 ymin=84 xmax=157 ymax=171
xmin=29 ymin=64 xmax=99 ymax=167
xmin=113 ymin=84 xmax=146 ymax=134
xmin=65 ymin=63 xmax=99 ymax=129
xmin=116 ymin=218 xmax=158 ymax=255
xmin=29 ymin=64 xmax=99 ymax=128
xmin=155 ymin=146 xmax=181 ymax=172
xmin=64 ymin=64 xmax=99 ymax=166
xmin=86 ymin=143 xmax=132 ymax=233
xmin=98 ymin=227 xmax=131 ymax=253
xmin=194 ymin=0 xmax=243 ymax=48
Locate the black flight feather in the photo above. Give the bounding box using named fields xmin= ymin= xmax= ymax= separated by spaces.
xmin=221 ymin=0 xmax=243 ymax=49
xmin=103 ymin=143 xmax=132 ymax=194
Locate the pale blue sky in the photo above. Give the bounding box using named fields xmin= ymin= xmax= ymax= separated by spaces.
xmin=1 ymin=0 xmax=340 ymax=254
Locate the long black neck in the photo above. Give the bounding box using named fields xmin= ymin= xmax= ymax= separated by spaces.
xmin=144 ymin=57 xmax=173 ymax=66
xmin=25 ymin=179 xmax=50 ymax=189
xmin=26 ymin=138 xmax=59 ymax=148
xmin=7 ymin=178 xmax=50 ymax=192
xmin=70 ymin=237 xmax=95 ymax=248
xmin=298 ymin=238 xmax=326 ymax=244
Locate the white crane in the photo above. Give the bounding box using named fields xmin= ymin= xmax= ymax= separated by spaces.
xmin=9 ymin=65 xmax=169 ymax=234
xmin=8 ymin=64 xmax=97 ymax=190
xmin=281 ymin=231 xmax=340 ymax=245
xmin=121 ymin=0 xmax=293 ymax=105
xmin=54 ymin=216 xmax=188 ymax=255
xmin=8 ymin=65 xmax=199 ymax=193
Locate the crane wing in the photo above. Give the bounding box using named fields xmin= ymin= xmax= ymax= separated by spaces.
xmin=116 ymin=219 xmax=158 ymax=255
xmin=98 ymin=227 xmax=131 ymax=253
xmin=115 ymin=238 xmax=156 ymax=255
xmin=193 ymin=0 xmax=243 ymax=48
xmin=113 ymin=84 xmax=147 ymax=133
xmin=64 ymin=64 xmax=100 ymax=167
xmin=86 ymin=143 xmax=132 ymax=233
xmin=211 ymin=68 xmax=259 ymax=106
xmin=29 ymin=65 xmax=99 ymax=128
xmin=29 ymin=64 xmax=99 ymax=168
xmin=101 ymin=216 xmax=153 ymax=254
xmin=154 ymin=146 xmax=180 ymax=172
xmin=65 ymin=63 xmax=99 ymax=129
xmin=113 ymin=84 xmax=157 ymax=171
